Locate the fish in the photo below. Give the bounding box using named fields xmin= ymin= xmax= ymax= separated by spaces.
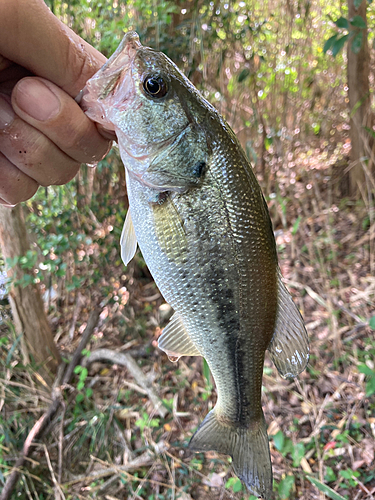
xmin=81 ymin=31 xmax=309 ymax=499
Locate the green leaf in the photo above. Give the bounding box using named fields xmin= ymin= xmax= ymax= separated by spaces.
xmin=325 ymin=466 xmax=337 ymax=482
xmin=6 ymin=256 xmax=19 ymax=268
xmin=339 ymin=470 xmax=352 ymax=479
xmin=292 ymin=216 xmax=302 ymax=235
xmin=6 ymin=333 xmax=23 ymax=366
xmin=350 ymin=15 xmax=366 ymax=28
xmin=264 ymin=136 xmax=273 ymax=150
xmin=364 ymin=126 xmax=375 ymax=140
xmin=366 ymin=376 xmax=375 ymax=396
xmin=292 ymin=442 xmax=305 ymax=466
xmin=225 ymin=477 xmax=237 ymax=489
xmin=238 ymin=68 xmax=251 ymax=82
xmin=232 ymin=479 xmax=242 ymax=492
xmin=323 ymin=34 xmax=338 ymax=53
xmin=273 ymin=430 xmax=285 ymax=452
xmin=279 ymin=475 xmax=295 ymax=499
xmin=369 ymin=315 xmax=375 ymax=329
xmin=358 ymin=364 xmax=375 ymax=376
xmin=355 ymin=0 xmax=364 ymax=6
xmin=76 ymin=393 xmax=84 ymax=403
xmin=203 ymin=358 xmax=211 ymax=386
xmin=332 ymin=34 xmax=349 ymax=57
xmin=351 ymin=31 xmax=363 ymax=54
xmin=79 ymin=367 xmax=88 ymax=381
xmin=77 ymin=380 xmax=85 ymax=391
xmin=307 ymin=476 xmax=348 ymax=500
xmin=335 ymin=17 xmax=349 ymax=29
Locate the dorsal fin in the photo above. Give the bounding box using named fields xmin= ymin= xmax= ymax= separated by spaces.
xmin=120 ymin=209 xmax=137 ymax=265
xmin=158 ymin=313 xmax=201 ymax=361
xmin=268 ymin=269 xmax=309 ymax=378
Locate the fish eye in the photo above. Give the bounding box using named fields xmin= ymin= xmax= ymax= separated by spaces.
xmin=143 ymin=76 xmax=168 ymax=98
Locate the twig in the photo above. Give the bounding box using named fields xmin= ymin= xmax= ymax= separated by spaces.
xmin=83 ymin=348 xmax=168 ymax=418
xmin=63 ymin=308 xmax=102 ymax=385
xmin=43 ymin=444 xmax=66 ymax=500
xmin=57 ymin=403 xmax=66 ymax=484
xmin=68 ymin=292 xmax=83 ymax=340
xmin=63 ymin=443 xmax=168 ymax=486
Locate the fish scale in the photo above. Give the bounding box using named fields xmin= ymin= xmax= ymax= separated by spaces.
xmin=82 ymin=31 xmax=309 ymax=499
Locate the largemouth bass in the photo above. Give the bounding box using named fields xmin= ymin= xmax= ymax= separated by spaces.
xmin=82 ymin=32 xmax=309 ymax=499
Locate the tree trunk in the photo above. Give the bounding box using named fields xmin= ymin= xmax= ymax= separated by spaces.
xmin=347 ymin=0 xmax=373 ymax=196
xmin=0 ymin=205 xmax=60 ymax=384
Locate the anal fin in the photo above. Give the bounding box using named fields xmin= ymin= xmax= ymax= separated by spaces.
xmin=158 ymin=313 xmax=201 ymax=361
xmin=120 ymin=209 xmax=137 ymax=266
xmin=268 ymin=268 xmax=309 ymax=378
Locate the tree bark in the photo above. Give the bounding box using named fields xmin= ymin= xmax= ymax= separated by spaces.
xmin=347 ymin=0 xmax=373 ymax=196
xmin=0 ymin=205 xmax=60 ymax=383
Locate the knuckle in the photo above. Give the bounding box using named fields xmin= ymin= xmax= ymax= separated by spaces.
xmin=66 ymin=45 xmax=102 ymax=95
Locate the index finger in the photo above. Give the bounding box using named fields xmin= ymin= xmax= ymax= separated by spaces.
xmin=0 ymin=0 xmax=106 ymax=96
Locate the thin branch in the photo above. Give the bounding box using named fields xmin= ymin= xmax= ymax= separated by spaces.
xmin=63 ymin=441 xmax=168 ymax=487
xmin=63 ymin=308 xmax=102 ymax=385
xmin=83 ymin=348 xmax=168 ymax=418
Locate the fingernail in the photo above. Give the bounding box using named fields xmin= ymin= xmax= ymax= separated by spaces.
xmin=0 ymin=94 xmax=15 ymax=129
xmin=15 ymin=78 xmax=60 ymax=121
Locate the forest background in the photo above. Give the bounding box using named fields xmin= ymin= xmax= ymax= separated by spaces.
xmin=0 ymin=0 xmax=374 ymax=499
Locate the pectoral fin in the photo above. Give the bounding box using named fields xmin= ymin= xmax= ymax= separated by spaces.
xmin=120 ymin=209 xmax=137 ymax=265
xmin=153 ymin=198 xmax=188 ymax=264
xmin=158 ymin=313 xmax=201 ymax=361
xmin=268 ymin=269 xmax=309 ymax=378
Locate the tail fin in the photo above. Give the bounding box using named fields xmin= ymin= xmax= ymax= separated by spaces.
xmin=189 ymin=410 xmax=272 ymax=499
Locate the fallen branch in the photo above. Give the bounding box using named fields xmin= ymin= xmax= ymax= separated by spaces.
xmin=83 ymin=348 xmax=168 ymax=418
xmin=62 ymin=440 xmax=168 ymax=487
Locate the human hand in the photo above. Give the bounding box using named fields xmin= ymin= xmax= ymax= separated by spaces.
xmin=0 ymin=0 xmax=113 ymax=206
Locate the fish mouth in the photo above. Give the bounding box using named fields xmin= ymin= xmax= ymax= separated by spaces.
xmin=81 ymin=32 xmax=142 ymax=127
xmin=88 ymin=31 xmax=141 ymax=100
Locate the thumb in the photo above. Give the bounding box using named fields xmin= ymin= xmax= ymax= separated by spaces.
xmin=0 ymin=0 xmax=106 ymax=96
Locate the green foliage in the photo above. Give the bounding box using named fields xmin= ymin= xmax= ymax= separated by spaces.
xmin=74 ymin=365 xmax=93 ymax=402
xmin=325 ymin=466 xmax=337 ymax=482
xmin=358 ymin=363 xmax=375 ymax=396
xmin=278 ymin=475 xmax=295 ymax=498
xmin=339 ymin=468 xmax=360 ymax=488
xmin=324 ymin=9 xmax=368 ymax=58
xmin=272 ymin=430 xmax=306 ymax=470
xmin=201 ymin=358 xmax=213 ymax=400
xmin=135 ymin=411 xmax=160 ymax=433
xmin=307 ymin=476 xmax=348 ymax=500
xmin=225 ymin=477 xmax=243 ymax=493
